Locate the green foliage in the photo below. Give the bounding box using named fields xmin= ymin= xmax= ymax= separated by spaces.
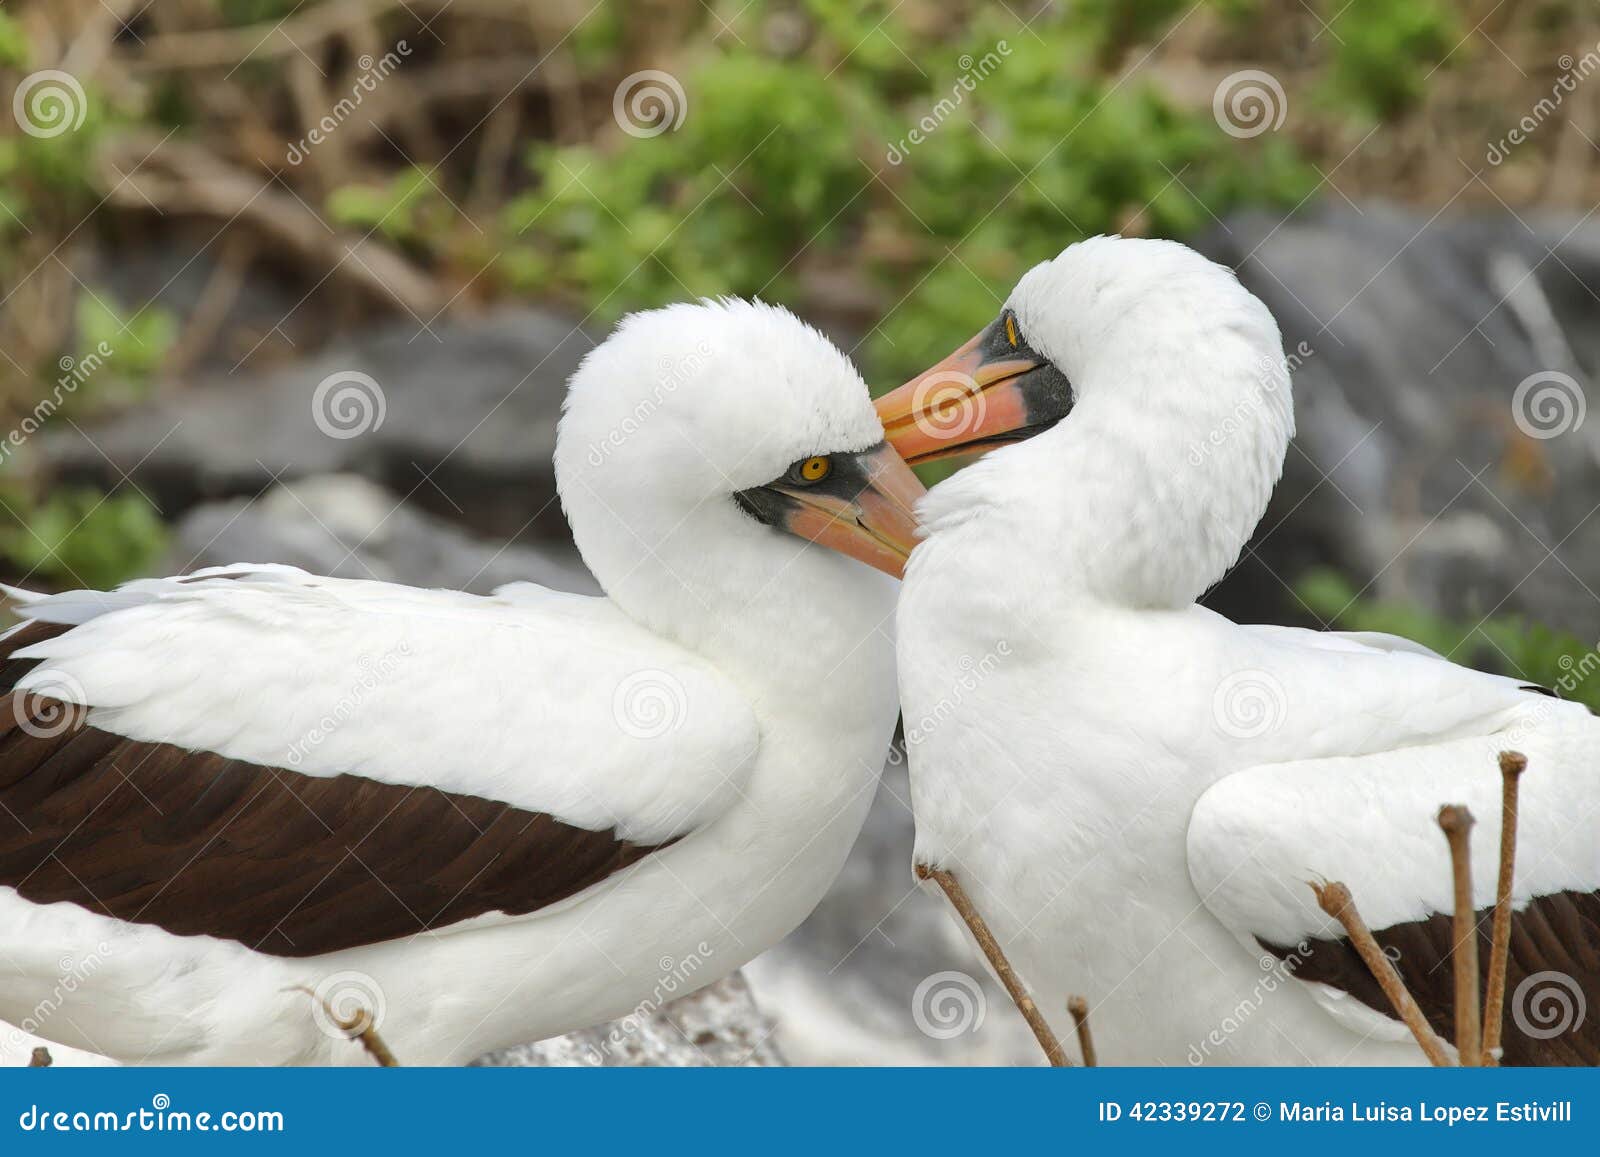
xmin=1322 ymin=0 xmax=1459 ymax=119
xmin=75 ymin=295 xmax=178 ymax=391
xmin=1297 ymin=568 xmax=1600 ymax=712
xmin=0 ymin=486 xmax=168 ymax=591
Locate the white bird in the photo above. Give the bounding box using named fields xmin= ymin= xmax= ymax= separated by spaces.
xmin=0 ymin=298 xmax=925 ymax=1066
xmin=875 ymin=236 xmax=1599 ymax=1066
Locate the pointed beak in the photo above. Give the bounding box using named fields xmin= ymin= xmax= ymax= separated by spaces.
xmin=874 ymin=322 xmax=1073 ymax=465
xmin=745 ymin=443 xmax=924 ymax=579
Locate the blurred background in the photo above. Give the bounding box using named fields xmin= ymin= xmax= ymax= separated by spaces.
xmin=1 ymin=0 xmax=1597 ymax=1065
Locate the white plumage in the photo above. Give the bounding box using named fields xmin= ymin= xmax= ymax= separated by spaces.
xmin=893 ymin=236 xmax=1600 ymax=1065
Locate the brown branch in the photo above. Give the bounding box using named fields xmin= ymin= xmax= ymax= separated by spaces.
xmin=1067 ymin=995 xmax=1097 ymax=1066
xmin=1312 ymin=879 xmax=1454 ymax=1066
xmin=916 ymin=862 xmax=1071 ymax=1066
xmin=1482 ymin=752 xmax=1527 ymax=1064
xmin=1437 ymin=805 xmax=1482 ymax=1066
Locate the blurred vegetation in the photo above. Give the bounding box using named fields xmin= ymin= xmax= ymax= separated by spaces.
xmin=1298 ymin=568 xmax=1600 ymax=712
xmin=0 ymin=0 xmax=1592 ymax=604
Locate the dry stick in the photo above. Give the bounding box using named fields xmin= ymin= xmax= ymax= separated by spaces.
xmin=292 ymin=987 xmax=401 ymax=1067
xmin=1482 ymin=752 xmax=1527 ymax=1065
xmin=1437 ymin=805 xmax=1482 ymax=1066
xmin=1312 ymin=880 xmax=1454 ymax=1066
xmin=27 ymin=1046 xmax=51 ymax=1067
xmin=1067 ymin=995 xmax=1097 ymax=1066
xmin=916 ymin=863 xmax=1072 ymax=1066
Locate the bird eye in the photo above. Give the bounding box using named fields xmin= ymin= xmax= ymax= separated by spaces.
xmin=796 ymin=456 xmax=832 ymax=484
xmin=1004 ymin=312 xmax=1019 ymax=349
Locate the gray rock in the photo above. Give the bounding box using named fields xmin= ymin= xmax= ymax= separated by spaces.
xmin=166 ymin=474 xmax=598 ymax=596
xmin=48 ymin=306 xmax=595 ymax=545
xmin=1196 ymin=203 xmax=1600 ymax=638
xmin=474 ymin=974 xmax=784 ymax=1067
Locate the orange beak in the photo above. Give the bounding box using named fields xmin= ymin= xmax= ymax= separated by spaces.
xmin=745 ymin=442 xmax=925 ymax=579
xmin=874 ymin=320 xmax=1073 ymax=465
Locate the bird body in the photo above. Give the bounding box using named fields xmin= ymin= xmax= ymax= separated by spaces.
xmin=888 ymin=237 xmax=1600 ymax=1065
xmin=0 ymin=300 xmax=919 ymax=1065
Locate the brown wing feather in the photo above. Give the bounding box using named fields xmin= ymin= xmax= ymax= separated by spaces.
xmin=0 ymin=619 xmax=677 ymax=957
xmin=1266 ymin=891 xmax=1600 ymax=1065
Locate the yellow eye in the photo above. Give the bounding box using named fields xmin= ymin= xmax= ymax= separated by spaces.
xmin=1004 ymin=313 xmax=1019 ymax=348
xmin=798 ymin=456 xmax=832 ymax=483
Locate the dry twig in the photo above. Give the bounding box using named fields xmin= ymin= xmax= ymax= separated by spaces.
xmin=293 ymin=986 xmax=401 ymax=1066
xmin=1437 ymin=805 xmax=1482 ymax=1066
xmin=1481 ymin=752 xmax=1527 ymax=1065
xmin=916 ymin=862 xmax=1071 ymax=1066
xmin=1067 ymin=995 xmax=1097 ymax=1066
xmin=1312 ymin=879 xmax=1454 ymax=1066
xmin=28 ymin=1046 xmax=51 ymax=1067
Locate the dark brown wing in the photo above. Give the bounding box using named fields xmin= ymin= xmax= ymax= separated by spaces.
xmin=0 ymin=620 xmax=674 ymax=958
xmin=1266 ymin=891 xmax=1600 ymax=1065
